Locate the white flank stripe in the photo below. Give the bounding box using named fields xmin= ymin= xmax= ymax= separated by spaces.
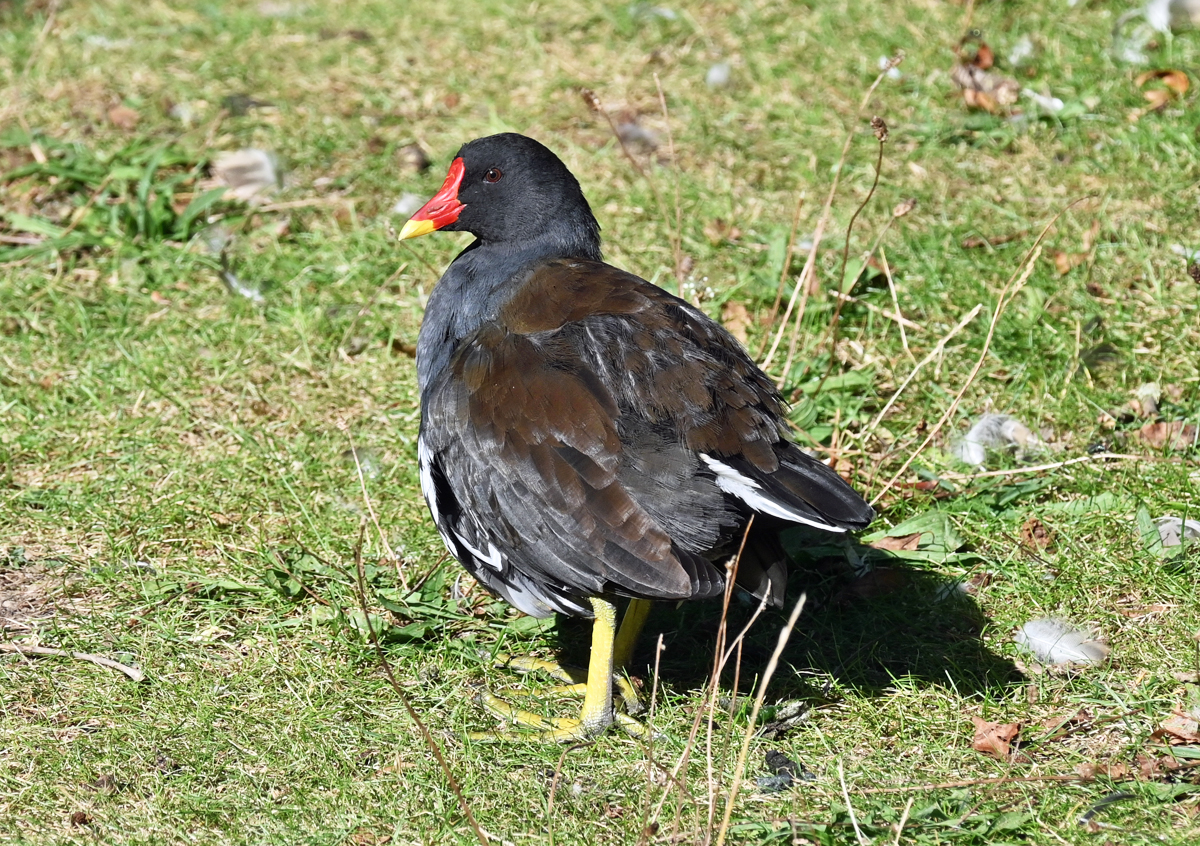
xmin=417 ymin=437 xmax=440 ymax=525
xmin=699 ymin=454 xmax=846 ymax=532
xmin=453 ymin=530 xmax=505 ymax=572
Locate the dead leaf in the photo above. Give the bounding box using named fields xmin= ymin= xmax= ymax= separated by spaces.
xmin=951 ymin=63 xmax=1019 ymax=113
xmin=1080 ymin=219 xmax=1102 ymax=252
xmin=704 ymin=218 xmax=741 ymax=245
xmin=869 ymin=532 xmax=922 ymax=552
xmin=1153 ymin=712 xmax=1200 ymax=744
xmin=107 ymin=105 xmax=140 ymax=131
xmin=1020 ymin=517 xmax=1054 ymax=550
xmin=1051 ymin=250 xmax=1088 ymax=275
xmin=1137 ymin=421 xmax=1199 ymax=451
xmin=1130 ymin=70 xmax=1190 ymax=121
xmin=958 ymin=36 xmax=995 ymax=70
xmin=1136 ymin=69 xmax=1190 ymax=97
xmin=971 ymin=716 xmax=1021 ymax=759
xmin=721 ymin=301 xmax=752 ymax=345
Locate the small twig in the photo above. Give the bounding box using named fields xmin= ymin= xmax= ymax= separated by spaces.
xmin=762 ymin=55 xmax=903 ymax=378
xmin=859 ymin=772 xmax=1093 ymax=795
xmin=758 ymin=193 xmax=807 ymax=358
xmin=546 ymin=742 xmax=587 ymax=846
xmin=809 ymin=118 xmax=889 ymax=396
xmin=893 ymin=796 xmax=914 ymax=846
xmin=255 ymin=196 xmax=362 ymax=213
xmin=648 ymin=517 xmax=755 ymax=841
xmin=0 ymin=642 xmax=145 ymax=682
xmin=581 ymin=87 xmax=680 ymax=295
xmin=864 ymin=304 xmax=984 ymax=438
xmin=349 ymin=522 xmax=489 ymax=846
xmin=879 ymin=246 xmax=911 ymax=357
xmin=935 ymin=452 xmax=1144 ymax=482
xmin=839 ymin=759 xmax=872 ymax=846
xmin=338 ymin=261 xmax=409 ymax=354
xmin=714 ymin=594 xmax=807 ymax=846
xmin=830 ymin=289 xmax=922 ymax=331
xmin=342 ymin=424 xmax=409 ymax=591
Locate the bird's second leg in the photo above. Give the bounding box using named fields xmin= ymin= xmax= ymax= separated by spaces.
xmin=470 ymin=597 xmax=650 ymax=741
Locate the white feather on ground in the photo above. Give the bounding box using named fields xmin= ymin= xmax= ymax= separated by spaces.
xmin=954 ymin=414 xmax=1039 ymax=467
xmin=1155 ymin=516 xmax=1200 ymax=548
xmin=212 ymin=149 xmax=279 ymax=203
xmin=1015 ymin=618 xmax=1110 ymax=666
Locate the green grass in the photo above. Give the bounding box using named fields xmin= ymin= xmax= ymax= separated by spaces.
xmin=2 ymin=0 xmax=1200 ymax=843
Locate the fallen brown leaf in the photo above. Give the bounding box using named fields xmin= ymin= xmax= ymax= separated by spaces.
xmin=1137 ymin=421 xmax=1199 ymax=451
xmin=107 ymin=105 xmax=140 ymax=131
xmin=1051 ymin=250 xmax=1088 ymax=275
xmin=1020 ymin=517 xmax=1054 ymax=550
xmin=1136 ymin=68 xmax=1190 ymax=97
xmin=971 ymin=716 xmax=1021 ymax=759
xmin=1136 ymin=751 xmax=1187 ymax=778
xmin=869 ymin=532 xmax=922 ymax=552
xmin=720 ymin=300 xmax=753 ymax=346
xmin=951 ymin=64 xmax=1019 ymax=113
xmin=958 ymin=37 xmax=995 ymax=70
xmin=1153 ymin=711 xmax=1200 ymax=744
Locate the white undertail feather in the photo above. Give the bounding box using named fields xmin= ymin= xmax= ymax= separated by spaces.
xmin=699 ymin=454 xmax=846 ymax=532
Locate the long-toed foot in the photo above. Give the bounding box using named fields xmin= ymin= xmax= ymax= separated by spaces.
xmin=467 ymin=598 xmax=652 ymax=742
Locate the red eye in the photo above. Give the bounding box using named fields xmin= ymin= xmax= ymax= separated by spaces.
xmin=484 ymin=168 xmax=503 ymax=184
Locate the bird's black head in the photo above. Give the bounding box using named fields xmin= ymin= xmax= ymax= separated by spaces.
xmin=398 ymin=132 xmax=601 ymax=260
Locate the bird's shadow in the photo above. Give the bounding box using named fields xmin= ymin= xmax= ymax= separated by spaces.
xmin=550 ymin=535 xmax=1021 ymax=710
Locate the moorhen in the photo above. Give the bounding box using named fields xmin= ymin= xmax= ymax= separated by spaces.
xmin=399 ymin=133 xmax=874 ymax=741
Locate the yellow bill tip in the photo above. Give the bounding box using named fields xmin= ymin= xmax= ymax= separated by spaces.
xmin=398 ymin=218 xmax=437 ymax=241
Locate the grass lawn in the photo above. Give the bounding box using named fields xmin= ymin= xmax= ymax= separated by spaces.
xmin=2 ymin=0 xmax=1199 ymax=843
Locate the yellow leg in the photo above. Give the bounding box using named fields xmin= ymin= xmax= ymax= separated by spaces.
xmin=470 ymin=597 xmax=653 ymax=742
xmin=613 ymin=598 xmax=653 ymax=670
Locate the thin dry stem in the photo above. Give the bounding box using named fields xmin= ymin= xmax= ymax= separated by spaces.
xmin=869 ymin=199 xmax=1086 ymax=505
xmin=713 ymin=594 xmax=807 ymax=846
xmin=0 ymin=642 xmax=145 ymax=682
xmin=839 ymin=760 xmax=871 ymax=846
xmin=936 ymin=452 xmax=1144 ymax=481
xmin=864 ymin=303 xmax=984 ymax=437
xmin=349 ymin=522 xmax=489 ymax=846
xmin=344 ymin=427 xmax=409 ymax=590
xmin=758 ymin=192 xmax=807 ymax=357
xmin=761 ymin=54 xmax=902 ymax=378
xmin=806 ymin=129 xmax=887 ymax=394
xmin=879 ymin=246 xmax=911 ymax=356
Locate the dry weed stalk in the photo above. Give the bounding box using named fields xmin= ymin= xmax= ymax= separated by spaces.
xmin=761 ymin=52 xmax=904 ymax=380
xmin=869 ymin=199 xmax=1087 ymax=506
xmin=581 ymin=86 xmax=686 ymax=296
xmin=345 ymin=446 xmax=488 ymax=846
xmin=713 ymin=594 xmax=807 ymax=846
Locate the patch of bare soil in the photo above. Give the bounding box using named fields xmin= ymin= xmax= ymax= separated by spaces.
xmin=1 ymin=561 xmax=70 ymax=634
